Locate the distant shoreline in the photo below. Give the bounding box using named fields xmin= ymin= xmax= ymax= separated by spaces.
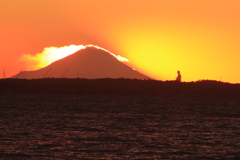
xmin=0 ymin=78 xmax=240 ymax=97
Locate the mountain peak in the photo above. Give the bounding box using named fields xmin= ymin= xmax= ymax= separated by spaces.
xmin=12 ymin=47 xmax=151 ymax=79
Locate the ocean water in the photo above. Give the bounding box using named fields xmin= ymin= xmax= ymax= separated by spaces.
xmin=1 ymin=93 xmax=240 ymax=159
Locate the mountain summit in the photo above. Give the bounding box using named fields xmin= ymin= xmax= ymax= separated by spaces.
xmin=12 ymin=47 xmax=150 ymax=79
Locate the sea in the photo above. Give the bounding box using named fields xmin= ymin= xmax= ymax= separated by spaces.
xmin=1 ymin=93 xmax=240 ymax=159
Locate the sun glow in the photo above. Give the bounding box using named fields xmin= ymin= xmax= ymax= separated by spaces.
xmin=86 ymin=45 xmax=129 ymax=62
xmin=21 ymin=44 xmax=129 ymax=71
xmin=109 ymin=19 xmax=240 ymax=82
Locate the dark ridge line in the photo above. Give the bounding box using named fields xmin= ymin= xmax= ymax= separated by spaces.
xmin=0 ymin=78 xmax=240 ymax=97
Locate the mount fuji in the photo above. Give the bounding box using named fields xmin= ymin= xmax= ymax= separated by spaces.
xmin=11 ymin=46 xmax=151 ymax=80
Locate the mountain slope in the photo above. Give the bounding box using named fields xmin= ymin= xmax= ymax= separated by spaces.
xmin=12 ymin=47 xmax=151 ymax=79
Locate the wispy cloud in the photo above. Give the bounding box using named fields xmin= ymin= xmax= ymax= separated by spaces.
xmin=21 ymin=44 xmax=129 ymax=71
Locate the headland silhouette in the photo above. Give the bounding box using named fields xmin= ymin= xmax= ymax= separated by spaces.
xmin=1 ymin=78 xmax=240 ymax=97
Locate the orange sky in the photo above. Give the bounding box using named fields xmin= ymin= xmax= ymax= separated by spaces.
xmin=1 ymin=0 xmax=239 ymax=83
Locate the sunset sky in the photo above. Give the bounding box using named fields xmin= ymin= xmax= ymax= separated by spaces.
xmin=1 ymin=0 xmax=239 ymax=83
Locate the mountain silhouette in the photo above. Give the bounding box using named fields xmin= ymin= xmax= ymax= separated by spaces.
xmin=11 ymin=47 xmax=151 ymax=79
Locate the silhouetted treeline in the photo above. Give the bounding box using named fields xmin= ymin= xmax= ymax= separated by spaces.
xmin=0 ymin=78 xmax=240 ymax=97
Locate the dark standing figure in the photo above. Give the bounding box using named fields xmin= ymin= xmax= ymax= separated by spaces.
xmin=176 ymin=70 xmax=181 ymax=82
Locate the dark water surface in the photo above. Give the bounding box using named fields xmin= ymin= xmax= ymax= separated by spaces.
xmin=1 ymin=93 xmax=240 ymax=159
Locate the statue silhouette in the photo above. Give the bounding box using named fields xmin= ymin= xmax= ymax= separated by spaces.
xmin=176 ymin=70 xmax=181 ymax=82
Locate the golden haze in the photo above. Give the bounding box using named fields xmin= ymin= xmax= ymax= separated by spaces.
xmin=0 ymin=0 xmax=239 ymax=83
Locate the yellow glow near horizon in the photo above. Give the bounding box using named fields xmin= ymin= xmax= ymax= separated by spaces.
xmin=1 ymin=1 xmax=240 ymax=83
xmin=21 ymin=45 xmax=129 ymax=71
xmin=109 ymin=20 xmax=240 ymax=82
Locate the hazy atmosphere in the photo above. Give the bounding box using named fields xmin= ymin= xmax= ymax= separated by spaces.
xmin=1 ymin=0 xmax=239 ymax=82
